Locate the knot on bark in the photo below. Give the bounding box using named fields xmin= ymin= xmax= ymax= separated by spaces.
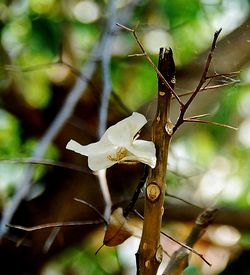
xmin=146 ymin=182 xmax=161 ymax=202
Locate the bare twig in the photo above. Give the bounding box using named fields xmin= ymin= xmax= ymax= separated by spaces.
xmin=0 ymin=158 xmax=92 ymax=173
xmin=116 ymin=23 xmax=183 ymax=106
xmin=184 ymin=118 xmax=238 ymax=130
xmin=206 ymin=71 xmax=240 ymax=79
xmin=177 ymin=78 xmax=239 ymax=98
xmin=74 ymin=198 xmax=108 ymax=225
xmin=6 ymin=220 xmax=102 ymax=232
xmin=165 ymin=193 xmax=203 ymax=210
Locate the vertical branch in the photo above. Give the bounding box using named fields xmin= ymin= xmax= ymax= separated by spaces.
xmin=98 ymin=0 xmax=116 ymax=137
xmin=137 ymin=48 xmax=175 ymax=274
xmin=96 ymin=0 xmax=117 ymax=223
xmin=163 ymin=208 xmax=217 ymax=275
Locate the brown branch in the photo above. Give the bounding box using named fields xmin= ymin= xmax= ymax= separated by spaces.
xmin=163 ymin=208 xmax=217 ymax=275
xmin=136 ymin=48 xmax=175 ymax=274
xmin=173 ymin=28 xmax=222 ymax=133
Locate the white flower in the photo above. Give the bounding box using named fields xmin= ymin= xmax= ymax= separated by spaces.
xmin=66 ymin=112 xmax=156 ymax=171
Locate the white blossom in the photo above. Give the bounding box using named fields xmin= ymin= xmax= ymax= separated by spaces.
xmin=66 ymin=112 xmax=156 ymax=171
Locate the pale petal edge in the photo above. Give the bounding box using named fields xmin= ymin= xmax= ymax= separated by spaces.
xmin=107 ymin=112 xmax=147 ymax=146
xmin=66 ymin=139 xmax=88 ymax=156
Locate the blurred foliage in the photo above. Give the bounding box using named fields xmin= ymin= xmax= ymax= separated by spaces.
xmin=0 ymin=0 xmax=250 ymax=274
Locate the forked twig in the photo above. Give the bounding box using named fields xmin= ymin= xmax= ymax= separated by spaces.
xmin=116 ymin=23 xmax=183 ymax=106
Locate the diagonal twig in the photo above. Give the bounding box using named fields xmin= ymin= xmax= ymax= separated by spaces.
xmin=6 ymin=220 xmax=103 ymax=232
xmin=116 ymin=23 xmax=183 ymax=106
xmin=184 ymin=118 xmax=238 ymax=130
xmin=163 ymin=208 xmax=217 ymax=275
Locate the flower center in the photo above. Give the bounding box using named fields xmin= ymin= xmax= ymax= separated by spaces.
xmin=107 ymin=147 xmax=128 ymax=162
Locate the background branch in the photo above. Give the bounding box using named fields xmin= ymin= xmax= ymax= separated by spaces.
xmin=163 ymin=208 xmax=217 ymax=275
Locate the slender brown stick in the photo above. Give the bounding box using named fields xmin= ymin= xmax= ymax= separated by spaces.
xmin=184 ymin=118 xmax=238 ymax=130
xmin=6 ymin=220 xmax=102 ymax=232
xmin=136 ymin=48 xmax=175 ymax=275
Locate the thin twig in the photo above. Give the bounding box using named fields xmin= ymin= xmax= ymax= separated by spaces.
xmin=0 ymin=158 xmax=92 ymax=173
xmin=163 ymin=208 xmax=217 ymax=274
xmin=186 ymin=113 xmax=211 ymax=119
xmin=184 ymin=118 xmax=238 ymax=130
xmin=206 ymin=71 xmax=240 ymax=79
xmin=6 ymin=220 xmax=103 ymax=232
xmin=165 ymin=193 xmax=203 ymax=210
xmin=177 ymin=79 xmax=239 ymax=98
xmin=160 ymin=231 xmax=211 ymax=266
xmin=74 ymin=198 xmax=108 ymax=225
xmin=43 ymin=227 xmax=61 ymax=253
xmin=116 ymin=23 xmax=183 ymax=106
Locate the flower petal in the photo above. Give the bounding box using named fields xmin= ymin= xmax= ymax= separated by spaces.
xmin=88 ymin=151 xmax=117 ymax=171
xmin=107 ymin=112 xmax=147 ymax=146
xmin=127 ymin=140 xmax=156 ymax=168
xmin=66 ymin=138 xmax=113 ymax=156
